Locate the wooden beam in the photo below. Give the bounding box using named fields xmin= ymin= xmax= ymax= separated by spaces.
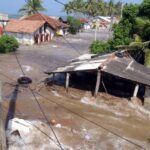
xmin=133 ymin=84 xmax=139 ymax=97
xmin=94 ymin=70 xmax=101 ymax=97
xmin=0 ymin=81 xmax=6 ymax=150
xmin=65 ymin=73 xmax=70 ymax=91
xmin=52 ymin=73 xmax=55 ymax=84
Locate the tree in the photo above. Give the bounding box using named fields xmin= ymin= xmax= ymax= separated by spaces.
xmin=64 ymin=0 xmax=122 ymax=17
xmin=67 ymin=16 xmax=83 ymax=34
xmin=139 ymin=0 xmax=150 ymax=19
xmin=18 ymin=0 xmax=46 ymax=16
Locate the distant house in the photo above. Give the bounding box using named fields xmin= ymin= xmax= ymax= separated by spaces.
xmin=4 ymin=20 xmax=53 ymax=45
xmin=59 ymin=16 xmax=68 ymax=24
xmin=23 ymin=13 xmax=69 ymax=36
xmin=0 ymin=26 xmax=3 ymax=37
xmin=0 ymin=13 xmax=9 ymax=27
xmin=58 ymin=16 xmax=70 ymax=35
xmin=93 ymin=16 xmax=112 ymax=28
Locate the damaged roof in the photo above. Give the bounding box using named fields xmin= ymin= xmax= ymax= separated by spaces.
xmin=45 ymin=52 xmax=150 ymax=86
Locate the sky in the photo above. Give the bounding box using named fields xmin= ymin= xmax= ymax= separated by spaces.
xmin=0 ymin=0 xmax=143 ymax=16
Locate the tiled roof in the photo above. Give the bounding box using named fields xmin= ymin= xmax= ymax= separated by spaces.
xmin=23 ymin=13 xmax=69 ymax=29
xmin=4 ymin=20 xmax=45 ymax=33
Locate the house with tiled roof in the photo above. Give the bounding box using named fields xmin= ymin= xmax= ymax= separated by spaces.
xmin=4 ymin=19 xmax=53 ymax=45
xmin=23 ymin=13 xmax=69 ymax=36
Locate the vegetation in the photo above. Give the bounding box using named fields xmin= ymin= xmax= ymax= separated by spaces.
xmin=90 ymin=40 xmax=110 ymax=54
xmin=0 ymin=35 xmax=19 ymax=53
xmin=64 ymin=0 xmax=122 ymax=17
xmin=90 ymin=0 xmax=150 ymax=64
xmin=67 ymin=16 xmax=83 ymax=34
xmin=18 ymin=0 xmax=46 ymax=16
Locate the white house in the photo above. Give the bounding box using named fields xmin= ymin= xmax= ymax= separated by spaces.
xmin=0 ymin=13 xmax=9 ymax=27
xmin=4 ymin=20 xmax=53 ymax=45
xmin=23 ymin=13 xmax=69 ymax=37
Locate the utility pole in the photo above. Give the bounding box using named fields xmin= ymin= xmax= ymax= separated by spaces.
xmin=0 ymin=81 xmax=6 ymax=150
xmin=120 ymin=2 xmax=124 ymax=19
xmin=94 ymin=20 xmax=99 ymax=41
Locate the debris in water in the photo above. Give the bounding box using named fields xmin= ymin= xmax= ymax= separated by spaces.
xmin=55 ymin=124 xmax=62 ymax=128
xmin=23 ymin=65 xmax=33 ymax=72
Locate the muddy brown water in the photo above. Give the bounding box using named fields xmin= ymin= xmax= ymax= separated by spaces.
xmin=0 ymin=30 xmax=150 ymax=149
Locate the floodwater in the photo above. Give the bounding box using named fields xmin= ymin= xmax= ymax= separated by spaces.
xmin=0 ymin=29 xmax=150 ymax=150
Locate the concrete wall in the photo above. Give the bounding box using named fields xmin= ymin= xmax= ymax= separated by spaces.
xmin=5 ymin=32 xmax=34 ymax=45
xmin=45 ymin=27 xmax=55 ymax=40
xmin=5 ymin=24 xmax=55 ymax=45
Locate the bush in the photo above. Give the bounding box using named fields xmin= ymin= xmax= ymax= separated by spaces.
xmin=90 ymin=40 xmax=110 ymax=54
xmin=67 ymin=16 xmax=83 ymax=34
xmin=0 ymin=35 xmax=19 ymax=53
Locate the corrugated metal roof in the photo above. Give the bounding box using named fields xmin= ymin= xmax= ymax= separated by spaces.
xmin=45 ymin=52 xmax=150 ymax=86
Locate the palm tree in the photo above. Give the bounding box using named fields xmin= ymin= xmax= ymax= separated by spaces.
xmin=18 ymin=0 xmax=46 ymax=16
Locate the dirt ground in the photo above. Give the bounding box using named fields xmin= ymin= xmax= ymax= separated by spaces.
xmin=1 ymin=29 xmax=150 ymax=150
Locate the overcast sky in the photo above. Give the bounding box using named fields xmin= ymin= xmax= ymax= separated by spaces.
xmin=0 ymin=0 xmax=143 ymax=16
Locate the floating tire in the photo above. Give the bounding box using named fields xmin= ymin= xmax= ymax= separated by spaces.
xmin=17 ymin=76 xmax=32 ymax=85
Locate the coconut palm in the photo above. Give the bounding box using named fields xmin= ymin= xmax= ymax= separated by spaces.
xmin=18 ymin=0 xmax=46 ymax=16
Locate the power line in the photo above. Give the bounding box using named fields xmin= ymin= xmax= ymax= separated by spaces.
xmin=53 ymin=0 xmax=65 ymax=6
xmin=3 ymin=1 xmax=146 ymax=148
xmin=33 ymin=91 xmax=146 ymax=150
xmin=0 ymin=71 xmax=146 ymax=149
xmin=14 ymin=54 xmax=64 ymax=150
xmin=28 ymin=86 xmax=64 ymax=150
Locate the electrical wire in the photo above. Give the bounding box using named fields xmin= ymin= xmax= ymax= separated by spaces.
xmin=33 ymin=90 xmax=146 ymax=150
xmin=9 ymin=23 xmax=64 ymax=149
xmin=13 ymin=53 xmax=64 ymax=150
xmin=28 ymin=86 xmax=64 ymax=150
xmin=0 ymin=71 xmax=146 ymax=150
xmin=1 ymin=1 xmax=146 ymax=149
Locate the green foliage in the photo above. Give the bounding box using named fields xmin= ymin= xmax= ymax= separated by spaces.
xmin=0 ymin=35 xmax=19 ymax=53
xmin=145 ymin=50 xmax=150 ymax=68
xmin=90 ymin=40 xmax=110 ymax=54
xmin=19 ymin=0 xmax=46 ymax=16
xmin=139 ymin=0 xmax=150 ymax=19
xmin=64 ymin=0 xmax=122 ymax=17
xmin=122 ymin=4 xmax=139 ymax=23
xmin=67 ymin=16 xmax=83 ymax=34
xmin=133 ymin=17 xmax=150 ymax=41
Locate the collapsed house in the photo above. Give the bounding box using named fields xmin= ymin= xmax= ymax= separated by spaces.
xmin=45 ymin=51 xmax=150 ymax=102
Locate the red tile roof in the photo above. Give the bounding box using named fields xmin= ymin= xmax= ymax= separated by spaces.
xmin=23 ymin=13 xmax=69 ymax=29
xmin=4 ymin=20 xmax=45 ymax=33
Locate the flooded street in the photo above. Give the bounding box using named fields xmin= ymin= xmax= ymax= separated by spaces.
xmin=0 ymin=29 xmax=150 ymax=150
